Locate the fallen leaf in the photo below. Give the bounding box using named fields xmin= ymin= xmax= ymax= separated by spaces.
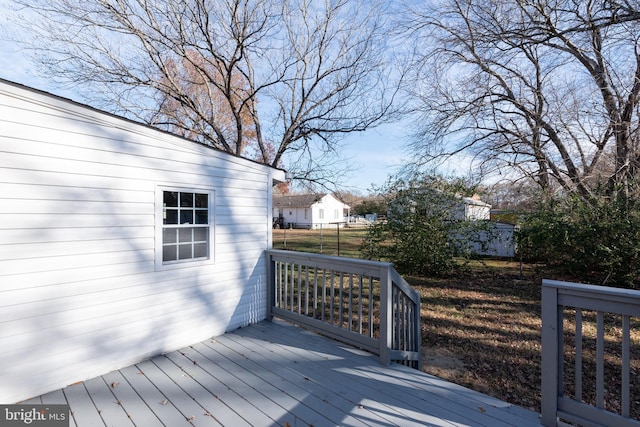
xmin=160 ymin=400 xmax=168 ymax=406
xmin=110 ymin=381 xmax=119 ymax=389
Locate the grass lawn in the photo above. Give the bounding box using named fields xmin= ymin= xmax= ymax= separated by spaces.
xmin=272 ymin=227 xmax=368 ymax=258
xmin=272 ymin=227 xmax=640 ymax=416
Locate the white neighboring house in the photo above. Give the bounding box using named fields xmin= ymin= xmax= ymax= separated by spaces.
xmin=273 ymin=193 xmax=350 ymax=229
xmin=0 ymin=78 xmax=285 ymax=403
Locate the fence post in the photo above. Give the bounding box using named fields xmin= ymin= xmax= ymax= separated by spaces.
xmin=379 ymin=265 xmax=392 ymax=365
xmin=541 ymin=280 xmax=560 ymax=426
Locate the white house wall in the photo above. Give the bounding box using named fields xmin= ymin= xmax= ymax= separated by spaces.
xmin=311 ymin=195 xmax=345 ymax=227
xmin=0 ymin=81 xmax=284 ymax=403
xmin=275 ymin=194 xmax=347 ymax=229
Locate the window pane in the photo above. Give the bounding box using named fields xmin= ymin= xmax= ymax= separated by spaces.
xmin=178 ymin=244 xmax=192 ymax=259
xmin=164 ymin=191 xmax=178 ymax=207
xmin=179 ymin=228 xmax=193 ymax=243
xmin=195 ymin=210 xmax=208 ymax=224
xmin=163 ymin=228 xmax=177 ymax=244
xmin=164 ymin=209 xmax=178 ymax=224
xmin=180 ymin=192 xmax=194 ymax=207
xmin=193 ymin=227 xmax=208 ymax=242
xmin=163 ymin=245 xmax=177 ymax=262
xmin=161 ymin=190 xmax=211 ymax=265
xmin=195 ymin=193 xmax=208 ymax=208
xmin=194 ymin=243 xmax=208 ymax=258
xmin=180 ymin=210 xmax=193 ymax=224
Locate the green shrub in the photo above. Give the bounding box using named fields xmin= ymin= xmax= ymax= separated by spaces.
xmin=361 ymin=175 xmax=490 ymax=276
xmin=518 ymin=196 xmax=640 ymax=287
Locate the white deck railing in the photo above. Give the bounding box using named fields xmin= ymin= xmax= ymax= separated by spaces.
xmin=266 ymin=249 xmax=422 ymax=369
xmin=541 ymin=279 xmax=640 ymax=426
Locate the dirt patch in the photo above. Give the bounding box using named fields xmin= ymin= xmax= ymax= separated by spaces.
xmin=422 ymin=347 xmax=466 ymax=378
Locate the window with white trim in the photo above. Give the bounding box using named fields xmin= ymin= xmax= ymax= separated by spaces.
xmin=160 ymin=190 xmax=212 ymax=264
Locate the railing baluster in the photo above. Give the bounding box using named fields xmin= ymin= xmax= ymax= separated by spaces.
xmin=622 ymin=314 xmax=630 ymax=417
xmin=329 ymin=270 xmax=335 ymax=325
xmin=284 ymin=262 xmax=289 ymax=310
xmin=304 ymin=265 xmax=310 ymax=316
xmin=393 ymin=287 xmax=399 ymax=349
xmin=596 ymin=311 xmax=604 ymax=409
xmin=274 ymin=261 xmax=280 ymax=309
xmin=358 ymin=275 xmax=364 ymax=335
xmin=290 ymin=262 xmax=295 ymax=311
xmin=297 ymin=263 xmax=302 ymax=314
xmin=348 ymin=274 xmax=353 ymax=331
xmin=313 ymin=266 xmax=318 ymax=318
xmin=403 ymin=293 xmax=408 ymax=350
xmin=321 ymin=269 xmax=327 ymax=321
xmin=575 ymin=308 xmax=582 ymax=402
xmin=338 ymin=272 xmax=344 ymax=327
xmin=368 ymin=276 xmax=374 ymax=338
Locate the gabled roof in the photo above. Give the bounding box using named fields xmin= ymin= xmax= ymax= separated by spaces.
xmin=273 ymin=194 xmax=327 ymax=209
xmin=461 ymin=196 xmax=492 ymax=208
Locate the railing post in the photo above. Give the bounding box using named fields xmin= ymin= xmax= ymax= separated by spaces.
xmin=379 ymin=265 xmax=392 ymax=365
xmin=541 ymin=280 xmax=560 ymax=426
xmin=266 ymin=250 xmax=275 ymax=321
xmin=414 ymin=296 xmax=422 ymax=370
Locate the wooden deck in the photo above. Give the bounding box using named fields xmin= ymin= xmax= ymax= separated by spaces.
xmin=25 ymin=320 xmax=541 ymax=426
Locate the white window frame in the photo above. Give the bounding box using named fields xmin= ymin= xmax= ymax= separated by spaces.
xmin=155 ymin=186 xmax=215 ymax=270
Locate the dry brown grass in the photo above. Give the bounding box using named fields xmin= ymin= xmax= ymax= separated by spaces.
xmin=413 ymin=262 xmax=640 ymax=417
xmin=409 ymin=261 xmax=544 ymax=412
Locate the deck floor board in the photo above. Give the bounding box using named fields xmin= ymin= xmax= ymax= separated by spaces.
xmin=207 ymin=334 xmax=377 ymax=427
xmin=100 ymin=370 xmax=164 ymax=427
xmin=82 ymin=376 xmax=135 ymax=427
xmin=28 ymin=320 xmax=541 ymax=426
xmin=218 ymin=326 xmax=453 ymax=426
xmin=233 ymin=321 xmax=495 ymax=427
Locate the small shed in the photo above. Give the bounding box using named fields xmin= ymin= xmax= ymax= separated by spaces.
xmin=457 ymin=196 xmax=491 ymax=221
xmin=0 ymin=79 xmax=285 ymax=403
xmin=273 ymin=193 xmax=350 ymax=229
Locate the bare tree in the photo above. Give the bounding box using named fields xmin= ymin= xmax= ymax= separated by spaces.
xmin=401 ymin=0 xmax=640 ymax=201
xmin=12 ymin=0 xmax=401 ymax=188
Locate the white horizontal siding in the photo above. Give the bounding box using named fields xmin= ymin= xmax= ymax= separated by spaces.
xmin=0 ymin=80 xmax=283 ymax=403
xmin=0 ymin=226 xmax=153 ymax=245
